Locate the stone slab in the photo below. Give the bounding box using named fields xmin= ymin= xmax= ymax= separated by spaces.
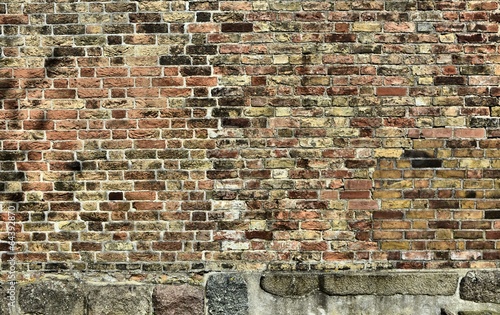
xmin=260 ymin=273 xmax=319 ymax=297
xmin=321 ymin=272 xmax=459 ymax=296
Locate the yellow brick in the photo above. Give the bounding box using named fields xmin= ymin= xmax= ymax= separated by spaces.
xmin=300 ymin=118 xmax=330 ymax=128
xmin=435 ymin=230 xmax=453 ymax=240
xmin=373 ymin=191 xmax=402 ymax=199
xmin=353 ymin=22 xmax=382 ymax=32
xmin=381 ymin=241 xmax=410 ymax=250
xmin=381 ymin=200 xmax=411 ymax=209
xmin=376 ymin=180 xmax=413 ymax=189
xmin=265 ymin=159 xmax=295 ymax=169
xmin=459 ymin=159 xmax=490 ymax=168
xmin=325 ymin=107 xmax=355 ymax=116
xmin=431 ymin=180 xmax=461 ymax=188
xmin=219 ymin=76 xmax=251 ymax=86
xmin=453 ymin=210 xmax=482 ymax=219
xmin=464 ymin=180 xmax=493 ymax=189
xmin=412 ymin=221 xmax=428 ymax=229
xmin=439 ymin=34 xmax=455 ymax=43
xmin=244 ymin=107 xmax=274 ymax=117
xmin=407 ymin=210 xmax=435 ymax=219
xmin=326 ymin=128 xmax=360 ymax=137
xmin=273 ymin=54 xmax=289 ymax=64
xmin=418 ymin=77 xmax=434 ymax=85
xmin=374 ymin=149 xmax=403 ymax=158
xmin=52 ymin=100 xmax=86 ymax=109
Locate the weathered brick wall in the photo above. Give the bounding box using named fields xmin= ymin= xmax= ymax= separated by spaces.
xmin=0 ymin=0 xmax=499 ymax=274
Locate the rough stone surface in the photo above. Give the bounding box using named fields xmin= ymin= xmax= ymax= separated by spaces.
xmin=86 ymin=285 xmax=152 ymax=315
xmin=260 ymin=273 xmax=319 ymax=297
xmin=153 ymin=284 xmax=204 ymax=315
xmin=321 ymin=272 xmax=459 ymax=296
xmin=18 ymin=280 xmax=85 ymax=315
xmin=458 ymin=312 xmax=500 ymax=315
xmin=0 ymin=284 xmax=10 ymax=315
xmin=206 ymin=273 xmax=248 ymax=315
xmin=460 ymin=271 xmax=500 ymax=304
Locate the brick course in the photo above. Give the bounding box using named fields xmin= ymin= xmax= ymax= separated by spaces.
xmin=0 ymin=0 xmax=499 ymax=274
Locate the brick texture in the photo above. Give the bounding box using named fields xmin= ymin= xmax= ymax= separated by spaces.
xmin=0 ymin=0 xmax=500 ymax=274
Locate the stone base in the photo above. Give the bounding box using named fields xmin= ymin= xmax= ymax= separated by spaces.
xmin=1 ymin=270 xmax=499 ymax=315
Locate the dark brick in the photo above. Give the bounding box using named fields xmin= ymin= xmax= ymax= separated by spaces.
xmin=46 ymin=14 xmax=78 ymax=24
xmin=429 ymin=220 xmax=460 ymax=229
xmin=429 ymin=200 xmax=460 ymax=209
xmin=460 ymin=65 xmax=492 ymax=75
xmin=197 ymin=12 xmax=211 ymax=22
xmin=180 ymin=66 xmax=212 ymax=76
xmin=457 ymin=34 xmax=485 ymax=43
xmin=222 ymin=118 xmax=251 ymax=128
xmin=160 ymin=55 xmax=192 ymax=65
xmin=54 ymin=47 xmax=85 ymax=57
xmin=107 ymin=36 xmax=122 ymax=45
xmin=484 ymin=170 xmax=500 ymax=178
xmin=219 ymin=98 xmax=247 ymax=107
xmin=187 ymin=45 xmax=217 ymax=55
xmin=470 ymin=117 xmax=499 ymax=128
xmin=221 ymin=23 xmax=253 ymax=32
xmin=105 ymin=3 xmax=137 ymax=12
xmin=186 ymin=98 xmax=217 ymax=107
xmin=345 ymin=159 xmax=376 ymax=168
xmin=137 ymin=24 xmax=169 ymax=33
xmin=352 ymin=44 xmax=382 ymax=54
xmin=325 ymin=34 xmax=357 ymax=42
xmin=212 ymin=108 xmax=243 ymax=118
xmin=103 ymin=24 xmax=134 ymax=34
xmin=485 ymin=211 xmax=500 ymax=219
xmin=446 ymin=140 xmax=477 ymax=148
xmin=435 ymin=76 xmax=466 ymax=85
xmin=0 ymin=172 xmax=25 ymax=181
xmin=465 ymin=97 xmax=498 ymax=107
xmin=403 ymin=150 xmax=433 ymax=158
xmin=411 ymin=159 xmax=442 ymax=168
xmin=53 ymin=25 xmax=85 ymax=35
xmin=129 ymin=13 xmax=161 ymax=23
xmin=245 ymin=231 xmax=273 ymax=240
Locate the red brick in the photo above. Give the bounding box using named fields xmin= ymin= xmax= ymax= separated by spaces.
xmin=376 ymin=87 xmax=407 ymax=96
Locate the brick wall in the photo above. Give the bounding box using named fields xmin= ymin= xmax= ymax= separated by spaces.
xmin=0 ymin=0 xmax=499 ymax=274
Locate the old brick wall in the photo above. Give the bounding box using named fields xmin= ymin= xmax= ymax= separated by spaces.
xmin=0 ymin=0 xmax=499 ymax=275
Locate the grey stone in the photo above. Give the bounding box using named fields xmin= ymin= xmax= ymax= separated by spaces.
xmin=460 ymin=271 xmax=500 ymax=304
xmin=260 ymin=273 xmax=319 ymax=297
xmin=18 ymin=280 xmax=85 ymax=315
xmin=0 ymin=283 xmax=13 ymax=315
xmin=458 ymin=312 xmax=500 ymax=315
xmin=153 ymin=284 xmax=204 ymax=315
xmin=86 ymin=285 xmax=152 ymax=315
xmin=206 ymin=273 xmax=248 ymax=315
xmin=321 ymin=272 xmax=459 ymax=296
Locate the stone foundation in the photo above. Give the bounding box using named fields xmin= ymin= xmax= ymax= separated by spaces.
xmin=2 ymin=270 xmax=499 ymax=315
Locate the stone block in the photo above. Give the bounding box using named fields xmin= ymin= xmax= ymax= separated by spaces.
xmin=206 ymin=273 xmax=248 ymax=315
xmin=321 ymin=272 xmax=459 ymax=296
xmin=153 ymin=284 xmax=204 ymax=315
xmin=18 ymin=280 xmax=85 ymax=315
xmin=460 ymin=271 xmax=500 ymax=304
xmin=86 ymin=285 xmax=152 ymax=315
